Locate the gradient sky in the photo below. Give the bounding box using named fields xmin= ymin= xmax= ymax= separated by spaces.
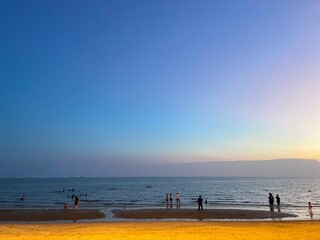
xmin=1 ymin=0 xmax=319 ymax=176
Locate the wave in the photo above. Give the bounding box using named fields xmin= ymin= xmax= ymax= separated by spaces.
xmin=80 ymin=199 xmax=103 ymax=202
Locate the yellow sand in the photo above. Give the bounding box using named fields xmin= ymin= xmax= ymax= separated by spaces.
xmin=1 ymin=221 xmax=319 ymax=240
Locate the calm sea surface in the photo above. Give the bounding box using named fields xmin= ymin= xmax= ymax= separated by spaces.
xmin=0 ymin=177 xmax=319 ymax=220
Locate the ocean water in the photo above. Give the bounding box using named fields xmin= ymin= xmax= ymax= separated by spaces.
xmin=0 ymin=177 xmax=319 ymax=220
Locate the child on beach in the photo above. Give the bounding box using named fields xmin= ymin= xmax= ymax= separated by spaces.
xmin=64 ymin=203 xmax=68 ymax=211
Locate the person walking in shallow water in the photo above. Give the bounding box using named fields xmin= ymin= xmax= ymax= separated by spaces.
xmin=276 ymin=194 xmax=280 ymax=212
xmin=268 ymin=193 xmax=274 ymax=211
xmin=169 ymin=193 xmax=173 ymax=209
xmin=197 ymin=195 xmax=203 ymax=211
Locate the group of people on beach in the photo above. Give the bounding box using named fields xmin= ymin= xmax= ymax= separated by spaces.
xmin=60 ymin=186 xmax=89 ymax=211
xmin=64 ymin=195 xmax=79 ymax=211
xmin=166 ymin=193 xmax=180 ymax=209
xmin=269 ymin=192 xmax=315 ymax=219
xmin=165 ymin=193 xmax=207 ymax=211
xmin=268 ymin=193 xmax=281 ymax=212
xmin=161 ymin=191 xmax=316 ymax=218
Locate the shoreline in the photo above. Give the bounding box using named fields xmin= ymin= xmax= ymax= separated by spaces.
xmin=112 ymin=208 xmax=297 ymax=220
xmin=0 ymin=209 xmax=105 ymax=222
xmin=0 ymin=208 xmax=298 ymax=222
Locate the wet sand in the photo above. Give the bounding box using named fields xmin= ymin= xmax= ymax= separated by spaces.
xmin=1 ymin=221 xmax=319 ymax=240
xmin=112 ymin=208 xmax=297 ymax=219
xmin=0 ymin=208 xmax=297 ymax=222
xmin=0 ymin=209 xmax=105 ymax=222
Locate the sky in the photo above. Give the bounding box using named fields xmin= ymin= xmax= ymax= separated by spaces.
xmin=0 ymin=0 xmax=319 ymax=177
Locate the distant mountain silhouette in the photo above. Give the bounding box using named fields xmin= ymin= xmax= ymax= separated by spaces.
xmin=148 ymin=159 xmax=320 ymax=177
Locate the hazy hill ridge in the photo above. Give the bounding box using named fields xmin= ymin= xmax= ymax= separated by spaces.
xmin=149 ymin=159 xmax=320 ymax=177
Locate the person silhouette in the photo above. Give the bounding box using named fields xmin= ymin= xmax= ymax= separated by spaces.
xmin=176 ymin=193 xmax=180 ymax=208
xmin=276 ymin=194 xmax=280 ymax=212
xmin=268 ymin=193 xmax=274 ymax=211
xmin=308 ymin=202 xmax=313 ymax=219
xmin=74 ymin=196 xmax=79 ymax=209
xmin=197 ymin=195 xmax=203 ymax=211
xmin=165 ymin=193 xmax=169 ymax=209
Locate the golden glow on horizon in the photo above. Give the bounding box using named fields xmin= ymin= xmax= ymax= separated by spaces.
xmin=131 ymin=146 xmax=320 ymax=163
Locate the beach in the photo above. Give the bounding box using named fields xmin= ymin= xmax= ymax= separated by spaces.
xmin=112 ymin=208 xmax=297 ymax=219
xmin=1 ymin=221 xmax=320 ymax=240
xmin=0 ymin=208 xmax=297 ymax=222
xmin=0 ymin=209 xmax=105 ymax=222
xmin=0 ymin=177 xmax=317 ymax=239
xmin=0 ymin=208 xmax=317 ymax=239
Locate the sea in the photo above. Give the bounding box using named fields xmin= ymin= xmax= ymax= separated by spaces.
xmin=0 ymin=177 xmax=319 ymax=220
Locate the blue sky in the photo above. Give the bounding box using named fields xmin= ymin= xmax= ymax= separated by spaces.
xmin=0 ymin=0 xmax=319 ymax=176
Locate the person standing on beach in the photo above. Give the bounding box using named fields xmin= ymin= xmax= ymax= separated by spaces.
xmin=308 ymin=202 xmax=313 ymax=219
xmin=268 ymin=193 xmax=274 ymax=211
xmin=74 ymin=196 xmax=79 ymax=209
xmin=276 ymin=194 xmax=280 ymax=212
xmin=176 ymin=193 xmax=180 ymax=208
xmin=169 ymin=193 xmax=173 ymax=209
xmin=197 ymin=195 xmax=203 ymax=211
xmin=165 ymin=193 xmax=169 ymax=209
